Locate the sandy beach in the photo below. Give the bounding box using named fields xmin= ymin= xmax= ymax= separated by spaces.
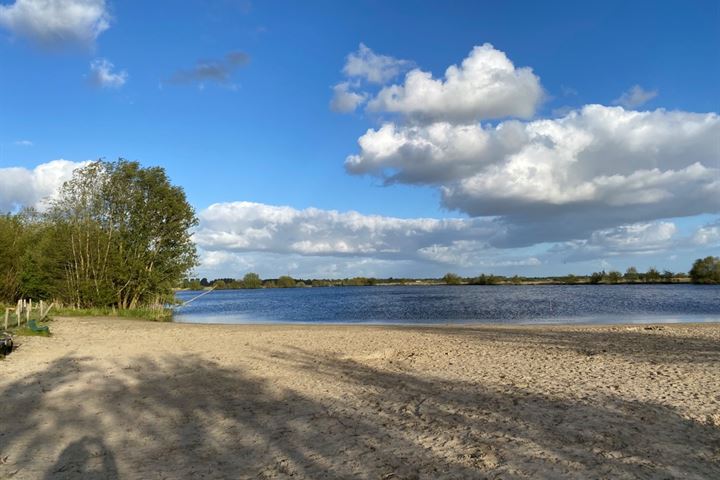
xmin=1 ymin=318 xmax=719 ymax=479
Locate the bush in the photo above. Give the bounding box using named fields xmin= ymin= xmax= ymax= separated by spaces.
xmin=689 ymin=257 xmax=720 ymax=284
xmin=442 ymin=273 xmax=462 ymax=285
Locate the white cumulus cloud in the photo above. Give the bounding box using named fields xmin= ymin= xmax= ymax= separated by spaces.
xmin=89 ymin=58 xmax=127 ymax=88
xmin=0 ymin=0 xmax=110 ymax=48
xmin=367 ymin=43 xmax=543 ymax=123
xmin=192 ymin=202 xmax=562 ymax=277
xmin=0 ymin=159 xmax=89 ymax=212
xmin=552 ymin=221 xmax=678 ymax=262
xmin=692 ymin=218 xmax=720 ymax=246
xmin=330 ymin=82 xmax=366 ymax=113
xmin=194 ymin=201 xmax=496 ymax=260
xmin=347 ymin=105 xmax=720 ymax=245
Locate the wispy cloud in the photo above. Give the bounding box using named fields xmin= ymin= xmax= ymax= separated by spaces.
xmin=613 ymin=85 xmax=658 ymax=108
xmin=169 ymin=51 xmax=250 ymax=86
xmin=14 ymin=139 xmax=33 ymax=147
xmin=89 ymin=58 xmax=128 ymax=88
xmin=343 ymin=43 xmax=412 ymax=84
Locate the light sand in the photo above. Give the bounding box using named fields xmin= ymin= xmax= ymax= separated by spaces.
xmin=1 ymin=317 xmax=719 ymax=479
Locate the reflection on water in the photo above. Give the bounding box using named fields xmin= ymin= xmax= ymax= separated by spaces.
xmin=173 ymin=284 xmax=720 ymax=325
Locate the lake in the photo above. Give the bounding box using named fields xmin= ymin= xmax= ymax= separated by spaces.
xmin=173 ymin=284 xmax=720 ymax=325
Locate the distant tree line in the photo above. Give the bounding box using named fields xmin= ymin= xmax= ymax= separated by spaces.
xmin=182 ymin=258 xmax=720 ymax=291
xmin=0 ymin=159 xmax=197 ymax=308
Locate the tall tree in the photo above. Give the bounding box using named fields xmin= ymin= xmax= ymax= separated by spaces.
xmin=49 ymin=159 xmax=198 ymax=308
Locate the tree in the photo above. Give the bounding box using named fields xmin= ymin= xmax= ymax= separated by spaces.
xmin=689 ymin=256 xmax=720 ymax=284
xmin=242 ymin=272 xmax=263 ymax=289
xmin=277 ymin=275 xmax=295 ymax=288
xmin=469 ymin=274 xmax=499 ymax=285
xmin=589 ymin=271 xmax=605 ymax=284
xmin=442 ymin=273 xmax=462 ymax=285
xmin=606 ymin=271 xmax=622 ymax=283
xmin=624 ymin=266 xmax=639 ymax=283
xmin=645 ymin=267 xmax=661 ymax=283
xmin=49 ymin=159 xmax=198 ymax=308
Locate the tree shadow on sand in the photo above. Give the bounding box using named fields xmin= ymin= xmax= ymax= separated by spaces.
xmin=43 ymin=436 xmax=118 ymax=480
xmin=0 ymin=347 xmax=717 ymax=479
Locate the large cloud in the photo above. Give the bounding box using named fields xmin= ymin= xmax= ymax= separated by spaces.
xmin=551 ymin=221 xmax=678 ymax=262
xmin=366 ymin=43 xmax=543 ymax=123
xmin=347 ymin=105 xmax=720 ymax=245
xmin=0 ymin=160 xmax=88 ymax=212
xmin=0 ymin=0 xmax=109 ymax=48
xmin=195 ymin=201 xmax=496 ymax=259
xmin=193 ymin=202 xmax=552 ymax=277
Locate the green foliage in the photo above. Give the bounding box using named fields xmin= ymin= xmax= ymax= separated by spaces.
xmin=0 ymin=159 xmax=197 ymax=311
xmin=47 ymin=159 xmax=198 ymax=308
xmin=242 ymin=272 xmax=263 ymax=289
xmin=52 ymin=306 xmax=172 ymax=322
xmin=624 ymin=266 xmax=639 ymax=283
xmin=442 ymin=273 xmax=462 ymax=285
xmin=689 ymin=256 xmax=720 ymax=284
xmin=589 ymin=271 xmax=605 ymax=284
xmin=13 ymin=327 xmax=51 ymax=337
xmin=276 ymin=276 xmax=296 ymax=288
xmin=468 ymin=274 xmax=500 ymax=285
xmin=344 ymin=277 xmax=375 ymax=286
xmin=645 ymin=267 xmax=661 ymax=283
xmin=606 ymin=271 xmax=622 ymax=284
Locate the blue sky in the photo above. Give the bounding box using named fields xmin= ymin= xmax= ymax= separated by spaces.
xmin=1 ymin=0 xmax=719 ymax=278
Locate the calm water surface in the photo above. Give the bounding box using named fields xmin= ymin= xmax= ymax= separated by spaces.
xmin=173 ymin=284 xmax=720 ymax=325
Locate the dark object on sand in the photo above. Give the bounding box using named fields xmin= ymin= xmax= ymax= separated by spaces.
xmin=27 ymin=319 xmax=49 ymax=334
xmin=0 ymin=334 xmax=12 ymax=356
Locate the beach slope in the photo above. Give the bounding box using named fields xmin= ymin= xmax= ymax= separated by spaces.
xmin=1 ymin=318 xmax=719 ymax=479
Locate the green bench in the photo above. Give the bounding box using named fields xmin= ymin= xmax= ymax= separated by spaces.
xmin=27 ymin=319 xmax=50 ymax=334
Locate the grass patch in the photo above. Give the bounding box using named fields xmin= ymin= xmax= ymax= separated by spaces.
xmin=12 ymin=327 xmax=51 ymax=337
xmin=51 ymin=306 xmax=173 ymax=322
